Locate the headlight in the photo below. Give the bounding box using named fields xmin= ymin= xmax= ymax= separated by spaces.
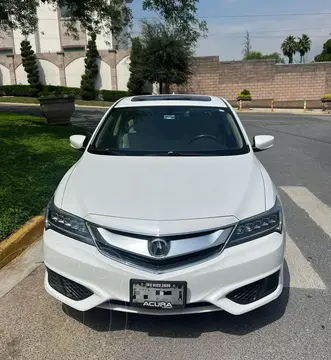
xmin=226 ymin=197 xmax=283 ymax=247
xmin=45 ymin=197 xmax=94 ymax=246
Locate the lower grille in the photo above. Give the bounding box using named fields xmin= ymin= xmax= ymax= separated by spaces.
xmin=47 ymin=267 xmax=93 ymax=301
xmin=227 ymin=270 xmax=280 ymax=305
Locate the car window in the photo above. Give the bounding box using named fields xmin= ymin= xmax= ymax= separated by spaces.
xmin=89 ymin=106 xmax=249 ymax=156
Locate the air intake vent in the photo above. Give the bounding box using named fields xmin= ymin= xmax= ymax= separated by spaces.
xmin=47 ymin=268 xmax=93 ymax=301
xmin=227 ymin=271 xmax=280 ymax=305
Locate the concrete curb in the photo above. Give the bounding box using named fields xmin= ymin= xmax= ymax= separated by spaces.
xmin=235 ymin=110 xmax=330 ymax=116
xmin=0 ymin=216 xmax=44 ymax=270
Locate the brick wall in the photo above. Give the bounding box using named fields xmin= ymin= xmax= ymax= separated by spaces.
xmin=172 ymin=57 xmax=331 ymax=101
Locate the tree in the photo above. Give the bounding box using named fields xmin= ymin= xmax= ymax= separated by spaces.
xmin=242 ymin=31 xmax=252 ymax=58
xmin=281 ymin=35 xmax=298 ymax=64
xmin=20 ymin=39 xmax=42 ymax=95
xmin=244 ymin=51 xmax=285 ymax=63
xmin=80 ymin=32 xmax=99 ymax=100
xmin=142 ymin=0 xmax=207 ymax=45
xmin=140 ymin=20 xmax=194 ymax=94
xmin=127 ymin=37 xmax=145 ymax=95
xmin=0 ymin=0 xmax=207 ymax=43
xmin=314 ymin=39 xmax=331 ymax=62
xmin=297 ymin=34 xmax=311 ymax=63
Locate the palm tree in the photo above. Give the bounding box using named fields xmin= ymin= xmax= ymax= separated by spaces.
xmin=297 ymin=34 xmax=312 ymax=63
xmin=281 ymin=35 xmax=298 ymax=64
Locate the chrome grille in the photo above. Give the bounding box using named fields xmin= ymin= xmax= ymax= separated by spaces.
xmin=89 ymin=225 xmax=234 ymax=273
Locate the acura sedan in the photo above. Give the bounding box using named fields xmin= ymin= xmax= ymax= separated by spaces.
xmin=44 ymin=94 xmax=286 ymax=316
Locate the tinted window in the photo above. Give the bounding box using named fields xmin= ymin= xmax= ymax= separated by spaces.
xmin=88 ymin=106 xmax=249 ymax=156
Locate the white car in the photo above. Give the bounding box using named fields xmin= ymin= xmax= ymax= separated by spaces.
xmin=44 ymin=94 xmax=286 ymax=316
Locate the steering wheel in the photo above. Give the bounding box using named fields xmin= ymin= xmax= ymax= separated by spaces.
xmin=189 ymin=134 xmax=223 ymax=144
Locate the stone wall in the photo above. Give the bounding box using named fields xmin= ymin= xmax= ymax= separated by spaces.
xmin=172 ymin=57 xmax=331 ymax=102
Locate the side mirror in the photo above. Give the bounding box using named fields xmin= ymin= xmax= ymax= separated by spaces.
xmin=253 ymin=135 xmax=274 ymax=152
xmin=70 ymin=135 xmax=87 ymax=151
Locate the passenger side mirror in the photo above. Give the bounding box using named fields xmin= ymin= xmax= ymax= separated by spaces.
xmin=253 ymin=135 xmax=274 ymax=152
xmin=70 ymin=135 xmax=87 ymax=151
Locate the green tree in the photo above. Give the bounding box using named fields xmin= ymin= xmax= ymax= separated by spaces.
xmin=244 ymin=51 xmax=284 ymax=63
xmin=314 ymin=39 xmax=331 ymax=62
xmin=0 ymin=0 xmax=206 ymax=43
xmin=281 ymin=35 xmax=298 ymax=64
xmin=127 ymin=37 xmax=145 ymax=95
xmin=297 ymin=34 xmax=311 ymax=63
xmin=20 ymin=39 xmax=42 ymax=96
xmin=142 ymin=0 xmax=207 ymax=45
xmin=140 ymin=20 xmax=194 ymax=94
xmin=80 ymin=32 xmax=99 ymax=100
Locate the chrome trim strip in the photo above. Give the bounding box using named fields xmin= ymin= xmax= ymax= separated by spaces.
xmin=95 ymin=227 xmax=233 ymax=260
xmin=87 ymin=223 xmax=237 ymax=274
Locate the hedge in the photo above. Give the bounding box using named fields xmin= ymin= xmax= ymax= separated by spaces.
xmin=100 ymin=90 xmax=130 ymax=102
xmin=0 ymin=84 xmax=130 ymax=102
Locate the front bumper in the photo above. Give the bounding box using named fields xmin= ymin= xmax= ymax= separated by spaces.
xmin=43 ymin=229 xmax=285 ymax=316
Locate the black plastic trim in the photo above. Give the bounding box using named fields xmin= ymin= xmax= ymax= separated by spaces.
xmin=47 ymin=267 xmax=93 ymax=301
xmin=226 ymin=270 xmax=280 ymax=305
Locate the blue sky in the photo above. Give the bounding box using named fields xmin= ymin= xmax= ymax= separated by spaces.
xmin=128 ymin=0 xmax=331 ymax=62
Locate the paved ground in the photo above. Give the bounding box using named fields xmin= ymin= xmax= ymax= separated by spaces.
xmin=1 ymin=108 xmax=331 ymax=360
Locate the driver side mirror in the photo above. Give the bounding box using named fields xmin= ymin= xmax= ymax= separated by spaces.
xmin=252 ymin=135 xmax=274 ymax=152
xmin=70 ymin=135 xmax=87 ymax=151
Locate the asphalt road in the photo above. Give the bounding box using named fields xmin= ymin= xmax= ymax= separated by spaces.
xmin=1 ymin=109 xmax=331 ymax=360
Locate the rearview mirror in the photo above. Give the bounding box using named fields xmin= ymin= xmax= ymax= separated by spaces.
xmin=253 ymin=135 xmax=274 ymax=152
xmin=70 ymin=135 xmax=87 ymax=150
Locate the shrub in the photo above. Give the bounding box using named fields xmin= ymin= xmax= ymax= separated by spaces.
xmin=127 ymin=37 xmax=145 ymax=95
xmin=80 ymin=32 xmax=99 ymax=100
xmin=237 ymin=89 xmax=252 ymax=100
xmin=42 ymin=85 xmax=82 ymax=97
xmin=20 ymin=40 xmax=42 ymax=96
xmin=100 ymin=90 xmax=129 ymax=102
xmin=0 ymin=84 xmax=129 ymax=102
xmin=0 ymin=85 xmax=35 ymax=97
xmin=322 ymin=94 xmax=331 ymax=100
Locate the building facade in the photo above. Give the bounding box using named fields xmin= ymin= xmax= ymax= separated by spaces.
xmin=0 ymin=1 xmax=132 ymax=91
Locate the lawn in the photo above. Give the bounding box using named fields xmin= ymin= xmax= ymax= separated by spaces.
xmin=0 ymin=96 xmax=113 ymax=107
xmin=0 ymin=113 xmax=86 ymax=240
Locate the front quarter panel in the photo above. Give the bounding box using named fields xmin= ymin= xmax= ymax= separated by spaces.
xmin=257 ymin=160 xmax=280 ymax=210
xmin=53 ymin=162 xmax=79 ymax=208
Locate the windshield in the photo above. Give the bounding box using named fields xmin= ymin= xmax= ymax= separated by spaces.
xmin=88 ymin=106 xmax=250 ymax=156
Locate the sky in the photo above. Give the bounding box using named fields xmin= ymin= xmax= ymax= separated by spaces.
xmin=128 ymin=0 xmax=331 ymax=62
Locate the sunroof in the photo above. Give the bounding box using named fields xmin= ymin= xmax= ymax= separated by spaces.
xmin=131 ymin=95 xmax=212 ymax=102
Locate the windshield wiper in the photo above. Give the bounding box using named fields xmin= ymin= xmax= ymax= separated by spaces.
xmin=88 ymin=148 xmax=126 ymax=155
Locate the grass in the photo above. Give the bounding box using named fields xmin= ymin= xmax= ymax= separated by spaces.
xmin=0 ymin=113 xmax=86 ymax=240
xmin=0 ymin=97 xmax=39 ymax=104
xmin=76 ymin=99 xmax=113 ymax=107
xmin=0 ymin=96 xmax=113 ymax=107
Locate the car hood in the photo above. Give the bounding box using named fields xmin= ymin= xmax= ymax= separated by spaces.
xmin=60 ymin=152 xmax=266 ymax=234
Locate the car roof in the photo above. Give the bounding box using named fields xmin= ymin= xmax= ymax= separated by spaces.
xmin=114 ymin=94 xmax=228 ymax=108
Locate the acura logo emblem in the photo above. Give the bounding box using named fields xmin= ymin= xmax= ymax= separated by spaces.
xmin=148 ymin=238 xmax=170 ymax=258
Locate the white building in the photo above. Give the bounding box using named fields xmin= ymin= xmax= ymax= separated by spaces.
xmin=0 ymin=1 xmax=132 ymax=91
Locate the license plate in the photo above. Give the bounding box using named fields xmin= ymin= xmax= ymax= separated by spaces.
xmin=130 ymin=280 xmax=187 ymax=310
